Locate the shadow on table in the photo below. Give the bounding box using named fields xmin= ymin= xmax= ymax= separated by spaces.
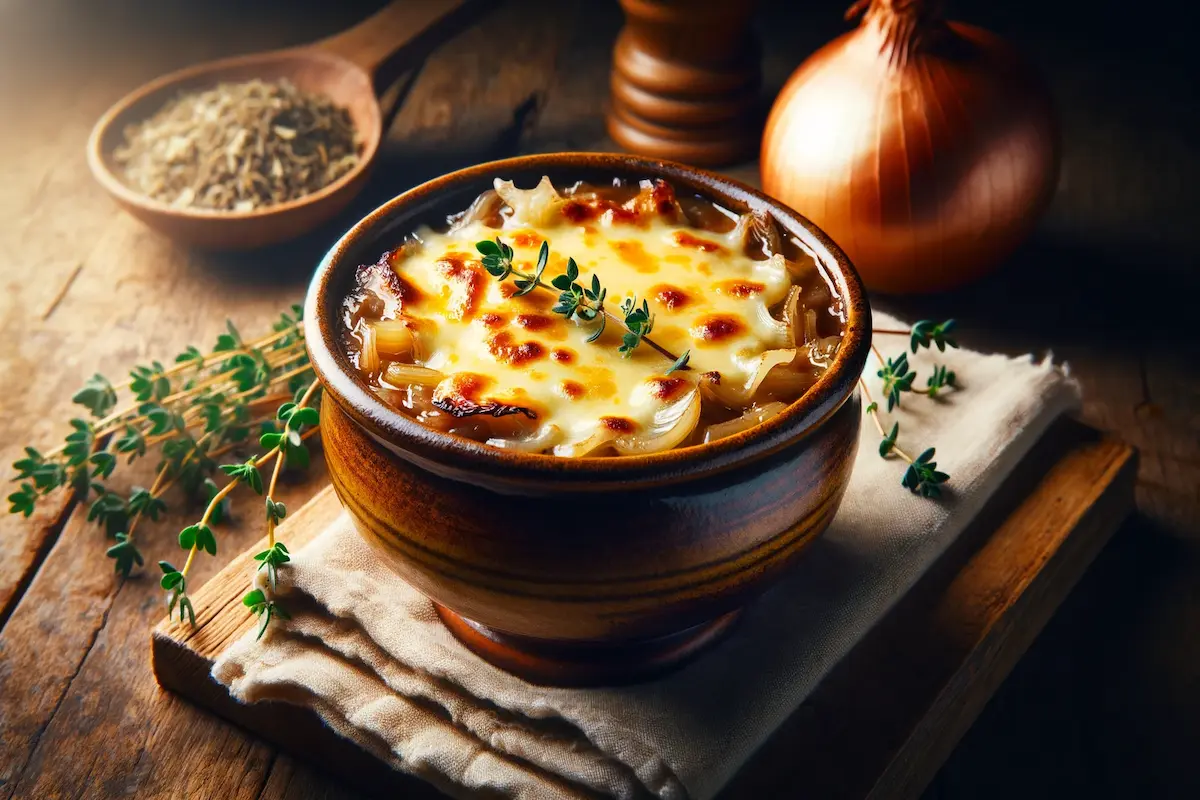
xmin=926 ymin=513 xmax=1200 ymax=800
xmin=872 ymin=230 xmax=1200 ymax=370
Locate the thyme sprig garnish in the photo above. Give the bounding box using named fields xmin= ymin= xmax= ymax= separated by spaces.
xmin=7 ymin=304 xmax=320 ymax=638
xmin=863 ymin=319 xmax=960 ymax=498
xmin=164 ymin=380 xmax=320 ymax=636
xmin=475 ymin=237 xmax=691 ymax=370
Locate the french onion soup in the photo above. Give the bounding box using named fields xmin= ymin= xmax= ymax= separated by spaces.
xmin=340 ymin=176 xmax=844 ymax=457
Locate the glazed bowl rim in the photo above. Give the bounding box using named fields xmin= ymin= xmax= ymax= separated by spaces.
xmin=305 ymin=152 xmax=871 ymax=485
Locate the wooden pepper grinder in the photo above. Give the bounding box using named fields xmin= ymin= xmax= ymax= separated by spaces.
xmin=607 ymin=0 xmax=761 ymax=167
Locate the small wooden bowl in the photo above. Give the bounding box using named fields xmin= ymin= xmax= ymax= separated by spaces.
xmin=304 ymin=153 xmax=872 ymax=686
xmin=87 ymin=50 xmax=381 ymax=251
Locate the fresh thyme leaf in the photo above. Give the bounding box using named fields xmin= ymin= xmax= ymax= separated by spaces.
xmin=900 ymin=447 xmax=949 ymax=497
xmin=585 ymin=313 xmax=607 ymax=343
xmin=7 ymin=484 xmax=36 ymax=517
xmin=72 ymin=374 xmax=118 ymax=418
xmin=105 ymin=533 xmax=144 ymax=577
xmin=177 ymin=594 xmax=196 ymax=626
xmin=925 ymin=364 xmax=957 ymax=396
xmin=179 ymin=523 xmax=216 ymax=553
xmin=511 ymin=241 xmax=549 ymax=298
xmin=667 ymin=350 xmax=690 ymax=374
xmin=879 ymin=422 xmax=899 ymax=458
xmin=910 ymin=319 xmax=958 ymax=353
xmin=220 ymin=459 xmax=263 ymax=495
xmin=87 ymin=490 xmax=128 ymax=536
xmin=128 ymin=486 xmax=166 ymax=521
xmin=877 ymin=353 xmax=916 ymax=411
xmin=130 ymin=362 xmax=171 ymax=403
xmin=175 ymin=345 xmax=204 ymax=367
xmin=266 ymin=497 xmax=287 ymax=525
xmin=115 ymin=425 xmax=146 ymax=461
xmin=89 ymin=451 xmax=116 ymax=480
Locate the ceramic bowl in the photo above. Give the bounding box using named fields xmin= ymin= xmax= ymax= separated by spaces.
xmin=304 ymin=153 xmax=871 ymax=686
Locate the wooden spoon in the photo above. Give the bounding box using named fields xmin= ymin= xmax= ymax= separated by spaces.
xmin=87 ymin=0 xmax=484 ymax=251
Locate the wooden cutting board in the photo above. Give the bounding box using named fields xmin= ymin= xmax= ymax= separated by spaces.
xmin=151 ymin=419 xmax=1135 ymax=800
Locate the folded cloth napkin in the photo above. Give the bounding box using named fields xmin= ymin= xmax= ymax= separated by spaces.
xmin=214 ymin=312 xmax=1079 ymax=800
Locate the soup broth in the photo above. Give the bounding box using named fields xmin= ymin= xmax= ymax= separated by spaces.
xmin=340 ymin=176 xmax=844 ymax=457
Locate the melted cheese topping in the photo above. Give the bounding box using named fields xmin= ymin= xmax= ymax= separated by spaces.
xmin=380 ymin=195 xmax=793 ymax=453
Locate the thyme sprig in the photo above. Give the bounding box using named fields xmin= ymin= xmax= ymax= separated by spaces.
xmin=864 ymin=319 xmax=960 ymax=498
xmin=7 ymin=304 xmax=321 ymax=638
xmin=475 ymin=237 xmax=691 ymax=370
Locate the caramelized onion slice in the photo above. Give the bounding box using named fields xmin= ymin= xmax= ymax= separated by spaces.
xmin=730 ymin=209 xmax=782 ymax=258
xmin=808 ymin=335 xmax=842 ymax=367
xmin=703 ymin=401 xmax=789 ymax=443
xmin=553 ymin=427 xmax=619 ymax=458
xmin=494 ymin=176 xmax=564 ymax=226
xmin=756 ymin=301 xmax=792 ymax=347
xmin=487 ymin=424 xmax=564 ymax=453
xmin=370 ymin=319 xmax=419 ymax=360
xmin=355 ymin=320 xmax=380 ymax=375
xmin=613 ymin=386 xmax=701 ymax=456
xmin=700 ymin=348 xmax=798 ymax=408
xmin=449 ymin=189 xmax=504 ymax=232
xmin=781 ymin=285 xmax=802 ymax=346
xmin=803 ymin=309 xmax=818 ymax=344
xmin=381 ymin=363 xmax=445 ymax=389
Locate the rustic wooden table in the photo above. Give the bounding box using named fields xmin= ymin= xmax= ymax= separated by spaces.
xmin=0 ymin=0 xmax=1196 ymax=798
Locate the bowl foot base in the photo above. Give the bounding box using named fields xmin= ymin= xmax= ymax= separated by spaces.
xmin=434 ymin=605 xmax=741 ymax=687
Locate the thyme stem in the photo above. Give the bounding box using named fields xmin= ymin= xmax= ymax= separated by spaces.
xmin=858 ymin=378 xmax=914 ymax=464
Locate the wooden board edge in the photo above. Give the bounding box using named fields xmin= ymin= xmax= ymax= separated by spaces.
xmin=866 ymin=439 xmax=1137 ymax=800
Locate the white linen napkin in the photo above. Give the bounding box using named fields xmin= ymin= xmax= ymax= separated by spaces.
xmin=213 ymin=312 xmax=1079 ymax=799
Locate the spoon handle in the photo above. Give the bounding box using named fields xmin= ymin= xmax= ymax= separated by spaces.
xmin=315 ymin=0 xmax=491 ymax=86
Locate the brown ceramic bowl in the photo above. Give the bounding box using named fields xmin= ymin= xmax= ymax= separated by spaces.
xmin=304 ymin=153 xmax=871 ymax=686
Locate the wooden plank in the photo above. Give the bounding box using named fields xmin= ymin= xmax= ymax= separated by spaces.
xmin=150 ymin=422 xmax=1136 ymax=799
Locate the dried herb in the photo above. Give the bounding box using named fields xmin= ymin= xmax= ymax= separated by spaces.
xmin=114 ymin=79 xmax=360 ymax=212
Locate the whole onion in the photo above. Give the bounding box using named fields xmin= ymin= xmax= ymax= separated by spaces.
xmin=761 ymin=0 xmax=1059 ymax=294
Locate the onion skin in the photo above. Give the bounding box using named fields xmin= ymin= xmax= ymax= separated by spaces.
xmin=761 ymin=1 xmax=1060 ymax=294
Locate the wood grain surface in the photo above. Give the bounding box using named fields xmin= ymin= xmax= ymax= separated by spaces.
xmin=0 ymin=0 xmax=1196 ymax=798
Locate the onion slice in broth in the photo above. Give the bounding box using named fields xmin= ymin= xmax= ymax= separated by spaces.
xmin=448 ymin=189 xmax=504 ymax=232
xmin=355 ymin=320 xmax=380 ymax=375
xmin=370 ymin=319 xmax=419 ymax=360
xmin=553 ymin=426 xmax=619 ymax=458
xmin=487 ymin=424 xmax=564 ymax=453
xmin=700 ymin=348 xmax=798 ymax=408
xmin=381 ymin=363 xmax=445 ymax=388
xmin=703 ymin=401 xmax=788 ymax=443
xmin=730 ymin=210 xmax=782 ymax=257
xmin=613 ymin=386 xmax=701 ymax=456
